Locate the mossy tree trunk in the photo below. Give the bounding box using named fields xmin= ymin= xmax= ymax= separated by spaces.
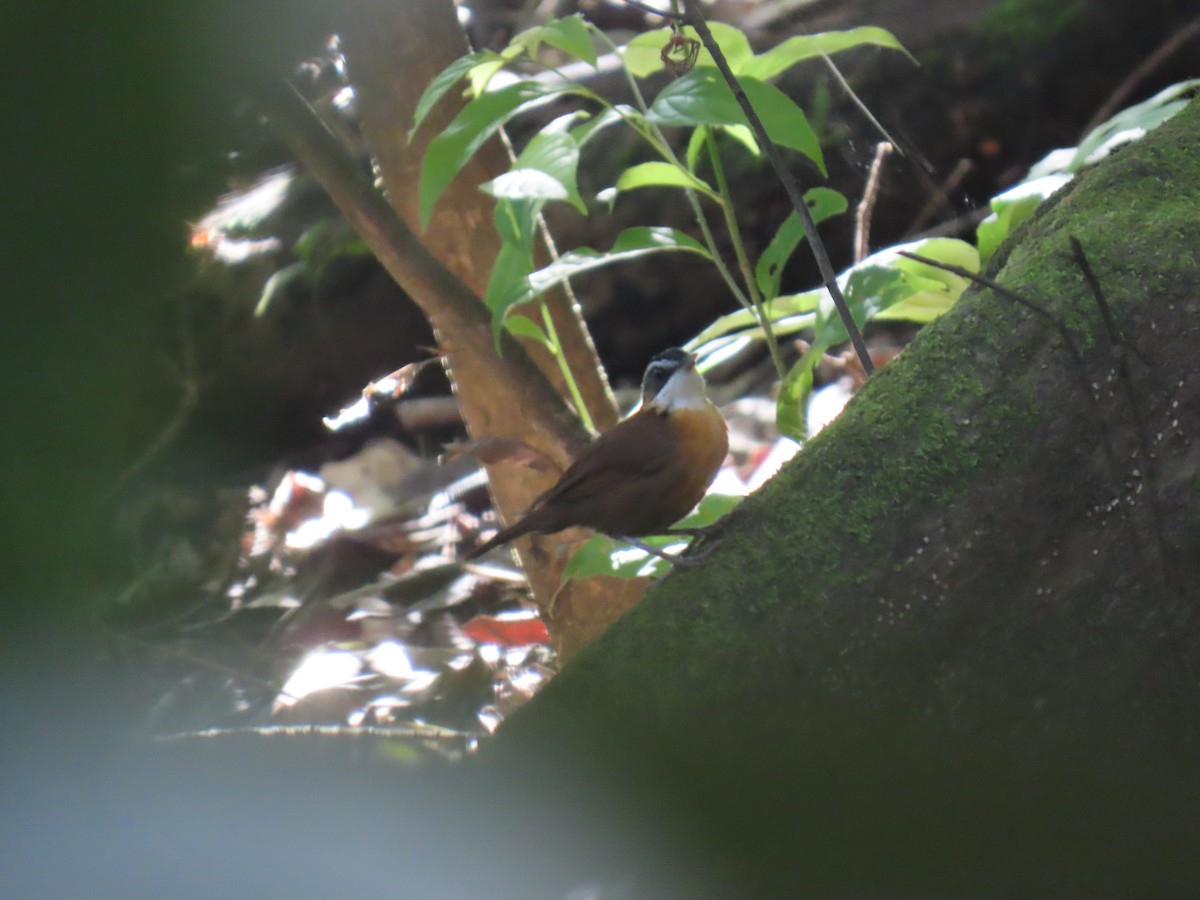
xmin=489 ymin=100 xmax=1200 ymax=893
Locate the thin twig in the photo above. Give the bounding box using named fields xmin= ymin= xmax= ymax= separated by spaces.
xmin=899 ymin=247 xmax=1169 ymax=593
xmin=854 ymin=141 xmax=893 ymax=263
xmin=1068 ymin=236 xmax=1174 ymax=593
xmin=103 ymin=302 xmax=204 ymax=501
xmin=897 ymin=251 xmax=1082 ymax=359
xmin=591 ymin=25 xmax=761 ymax=324
xmin=493 ymin=125 xmax=597 ymax=433
xmin=1067 ymin=236 xmax=1149 ymax=367
xmin=906 ymin=158 xmax=974 ymax=236
xmin=153 ymin=722 xmax=473 ymax=745
xmin=259 ymin=79 xmax=588 ymax=458
xmin=819 ymin=52 xmax=907 ymax=160
xmin=704 ymin=128 xmax=786 ymax=375
xmin=103 ymin=378 xmax=199 ymax=502
xmin=1083 ymin=15 xmax=1200 ymax=136
xmin=680 ymin=0 xmax=874 ymax=376
xmin=107 ymin=625 xmax=279 ymax=692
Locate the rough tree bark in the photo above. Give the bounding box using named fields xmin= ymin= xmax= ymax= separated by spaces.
xmin=489 ymin=100 xmax=1200 ymax=893
xmin=320 ymin=0 xmax=645 ymax=654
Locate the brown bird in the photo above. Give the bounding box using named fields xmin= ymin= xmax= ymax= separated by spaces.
xmin=467 ymin=348 xmax=728 ymax=561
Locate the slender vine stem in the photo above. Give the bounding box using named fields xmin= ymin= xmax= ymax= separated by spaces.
xmin=704 ymin=127 xmax=786 ymax=375
xmin=591 ymin=26 xmax=756 ymax=317
xmin=493 ymin=120 xmax=597 ymax=432
xmin=679 ymin=0 xmax=874 ymax=376
xmin=537 ymin=298 xmax=595 ymax=430
xmin=537 ymin=46 xmax=749 ymax=316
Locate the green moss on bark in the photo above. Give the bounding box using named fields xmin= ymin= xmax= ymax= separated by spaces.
xmin=487 ymin=100 xmax=1200 ymax=895
xmin=506 ymin=100 xmax=1200 ymax=742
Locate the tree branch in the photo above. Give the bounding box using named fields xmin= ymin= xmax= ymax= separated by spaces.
xmin=260 ymin=79 xmax=589 ymax=461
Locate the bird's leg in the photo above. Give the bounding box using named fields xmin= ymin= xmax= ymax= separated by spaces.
xmin=618 ymin=536 xmax=699 ymax=567
xmin=664 ymin=516 xmax=730 ymax=554
xmin=618 ymin=535 xmax=715 ymax=568
xmin=662 ymin=520 xmax=726 ymax=539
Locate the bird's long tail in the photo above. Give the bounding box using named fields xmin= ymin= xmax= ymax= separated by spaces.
xmin=464 ymin=516 xmax=536 ymax=561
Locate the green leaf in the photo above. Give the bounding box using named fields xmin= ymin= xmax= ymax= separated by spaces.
xmin=902 ymin=236 xmax=978 ymax=270
xmin=561 ymin=534 xmax=672 ymax=580
xmin=696 ymin=237 xmax=972 ymax=370
xmin=685 ymin=124 xmax=760 ymax=172
xmin=813 ymin=263 xmax=917 ymax=347
xmin=293 ymin=220 xmax=372 ymax=274
xmin=482 ymin=128 xmax=586 ymax=215
xmin=610 ymin=225 xmax=708 ymax=255
xmin=702 ymin=22 xmax=755 ymax=73
xmin=483 ymin=168 xmax=569 ymax=202
xmin=621 ymin=30 xmax=668 ymax=77
xmin=254 ymin=262 xmax=307 ymax=317
xmin=871 ymin=288 xmax=956 ymax=324
xmin=689 ymin=287 xmax=823 ymax=354
xmin=981 ymin=79 xmax=1199 ymax=261
xmin=508 ymin=13 xmax=597 ymax=67
xmin=770 ymin=290 xmax=825 ymax=318
xmin=648 ymin=70 xmax=825 ymax=174
xmin=493 ymin=196 xmax=540 ymax=254
xmin=879 ymin=238 xmax=977 ymax=322
xmin=688 ymin=307 xmax=765 ymax=348
xmin=613 ymin=161 xmax=716 ymax=197
xmin=504 ymin=314 xmax=554 ymax=350
xmin=777 ymin=350 xmax=821 ymax=441
xmin=814 ymin=265 xmax=895 ymax=345
xmin=685 ymin=125 xmax=709 ymax=173
xmin=466 ymin=57 xmax=510 ymax=98
xmin=682 ymin=491 xmax=743 ymax=527
xmin=740 ymin=27 xmax=912 ymax=81
xmin=409 ymin=51 xmax=502 ymax=139
xmin=485 ymin=242 xmax=534 ymax=348
xmin=516 ymin=130 xmax=586 ymax=213
xmin=491 ymin=226 xmax=710 ymax=323
xmin=561 ymin=492 xmax=744 ymax=580
xmin=802 ymin=186 xmax=849 ymax=226
xmin=715 ymin=123 xmax=759 ymax=156
xmin=570 ymin=105 xmax=638 ymax=147
xmin=815 ymin=237 xmax=976 ymax=339
xmin=754 ymin=188 xmax=848 ymax=298
xmin=1070 ymin=78 xmax=1199 ymax=171
xmin=893 ymin=237 xmax=978 ymax=287
xmin=691 ymin=311 xmax=819 ymax=365
xmin=292 ymin=219 xmax=332 ymax=263
xmin=419 ymin=80 xmax=576 ymax=228
xmin=976 ymin=191 xmax=1045 ymax=263
xmin=623 ymin=22 xmax=754 ymax=79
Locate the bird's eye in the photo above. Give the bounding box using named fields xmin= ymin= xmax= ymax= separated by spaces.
xmin=643 ymin=363 xmax=676 ymax=398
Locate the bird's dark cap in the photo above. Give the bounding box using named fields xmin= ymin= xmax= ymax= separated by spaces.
xmin=642 ymin=348 xmax=695 ymax=400
xmin=646 ymin=347 xmax=694 ymax=370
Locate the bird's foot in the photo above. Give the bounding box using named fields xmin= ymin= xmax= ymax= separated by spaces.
xmin=618 ymin=531 xmax=722 ymax=568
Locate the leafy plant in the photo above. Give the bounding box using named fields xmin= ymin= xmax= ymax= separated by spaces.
xmin=690 ymin=76 xmax=1200 ymax=438
xmin=562 ymin=491 xmax=743 ymax=580
xmin=413 ymin=14 xmax=910 ymax=432
xmin=977 ymin=78 xmax=1200 ymax=262
xmin=418 ymin=16 xmax=1198 ymax=579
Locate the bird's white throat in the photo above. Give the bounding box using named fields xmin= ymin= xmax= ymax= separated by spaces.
xmin=650 ymin=367 xmax=709 ymax=412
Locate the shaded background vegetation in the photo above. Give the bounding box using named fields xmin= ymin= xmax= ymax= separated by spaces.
xmin=6 ymin=2 xmax=328 ymax=615
xmin=3 ymin=1 xmax=1198 ymax=894
xmin=9 ymin=0 xmax=1196 ymax=625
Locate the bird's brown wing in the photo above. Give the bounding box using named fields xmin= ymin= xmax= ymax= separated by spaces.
xmin=528 ymin=410 xmax=679 ymax=533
